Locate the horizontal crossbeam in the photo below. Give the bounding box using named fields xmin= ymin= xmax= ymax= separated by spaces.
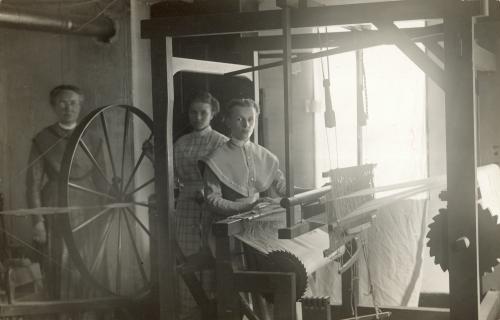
xmin=239 ymin=24 xmax=443 ymax=51
xmin=141 ymin=0 xmax=473 ymax=38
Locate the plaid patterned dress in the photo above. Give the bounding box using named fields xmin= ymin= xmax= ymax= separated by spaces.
xmin=174 ymin=126 xmax=227 ymax=318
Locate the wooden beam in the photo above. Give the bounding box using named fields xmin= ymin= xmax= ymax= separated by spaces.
xmin=278 ymin=220 xmax=324 ymax=239
xmin=216 ymin=237 xmax=240 ymax=320
xmin=171 ymin=57 xmax=252 ymax=79
xmin=373 ymin=21 xmax=445 ymax=89
xmin=331 ymin=305 xmax=449 ymax=320
xmin=282 ymin=6 xmax=295 ymax=229
xmin=444 ymin=1 xmax=480 ymax=319
xmin=480 ymin=291 xmax=500 ymax=320
xmin=150 ymin=36 xmax=177 ymax=320
xmin=340 ymin=312 xmax=391 ymax=320
xmin=225 ymin=36 xmax=388 ymax=76
xmin=276 ymin=0 xmax=300 ymax=8
xmin=422 ymin=39 xmax=445 ymax=62
xmin=159 ymin=25 xmax=442 ymax=54
xmin=233 ymin=271 xmax=293 ymax=293
xmin=240 ymin=24 xmax=444 ymax=51
xmin=225 ymin=25 xmax=447 ymax=77
xmin=234 ymin=271 xmax=296 ymax=320
xmin=175 ymin=242 xmax=213 ymax=313
xmin=0 ymin=297 xmax=139 ymax=317
xmin=141 ymin=0 xmax=459 ymax=38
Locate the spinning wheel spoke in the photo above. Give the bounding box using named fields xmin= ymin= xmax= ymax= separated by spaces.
xmin=90 ymin=211 xmax=116 ymax=275
xmin=116 ymin=212 xmax=123 ymax=294
xmin=123 ymin=151 xmax=146 ymax=194
xmin=125 ymin=206 xmax=151 ymax=237
xmin=69 ymin=182 xmax=116 ymax=201
xmin=130 ymin=201 xmax=154 ymax=210
xmin=78 ymin=139 xmax=112 ymax=187
xmin=100 ymin=113 xmax=118 ymax=179
xmin=123 ymin=133 xmax=153 ymax=194
xmin=120 ymin=109 xmax=131 ymax=192
xmin=123 ymin=210 xmax=149 ymax=286
xmin=126 ymin=178 xmax=155 ymax=197
xmin=72 ymin=206 xmax=114 ymax=233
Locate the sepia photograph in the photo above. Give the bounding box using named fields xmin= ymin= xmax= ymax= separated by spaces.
xmin=0 ymin=0 xmax=498 ymax=319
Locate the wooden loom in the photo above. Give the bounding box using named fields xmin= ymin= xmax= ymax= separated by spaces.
xmin=140 ymin=1 xmax=500 ymax=319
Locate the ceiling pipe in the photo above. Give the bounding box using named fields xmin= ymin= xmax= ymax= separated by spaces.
xmin=0 ymin=6 xmax=116 ymax=42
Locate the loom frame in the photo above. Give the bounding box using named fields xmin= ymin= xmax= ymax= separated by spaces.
xmin=140 ymin=1 xmax=499 ymax=319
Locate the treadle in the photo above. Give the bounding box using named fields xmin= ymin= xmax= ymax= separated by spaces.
xmin=301 ymin=297 xmax=331 ymax=320
xmin=340 ymin=311 xmax=391 ymax=320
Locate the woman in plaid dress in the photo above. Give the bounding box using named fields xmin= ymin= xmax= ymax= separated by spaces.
xmin=174 ymin=92 xmax=228 ymax=319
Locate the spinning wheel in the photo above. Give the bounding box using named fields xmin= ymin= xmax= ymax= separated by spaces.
xmin=58 ymin=105 xmax=154 ymax=298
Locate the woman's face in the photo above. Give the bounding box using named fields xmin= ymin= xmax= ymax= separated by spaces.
xmin=51 ymin=90 xmax=82 ymax=126
xmin=189 ymin=102 xmax=214 ymax=131
xmin=226 ymin=105 xmax=256 ymax=141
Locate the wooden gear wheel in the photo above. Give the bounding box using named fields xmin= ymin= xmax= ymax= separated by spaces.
xmin=58 ymin=105 xmax=154 ymax=299
xmin=427 ymin=206 xmax=500 ymax=276
xmin=262 ymin=250 xmax=308 ymax=302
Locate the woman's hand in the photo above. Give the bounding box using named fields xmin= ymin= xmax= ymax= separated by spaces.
xmin=142 ymin=140 xmax=154 ymax=161
xmin=33 ymin=221 xmax=47 ymax=244
xmin=252 ymin=197 xmax=279 ymax=210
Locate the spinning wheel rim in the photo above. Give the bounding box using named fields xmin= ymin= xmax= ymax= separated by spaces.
xmin=58 ymin=104 xmax=154 ymax=298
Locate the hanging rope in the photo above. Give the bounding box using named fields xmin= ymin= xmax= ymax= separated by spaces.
xmin=360 ymin=50 xmax=369 ymax=125
xmin=76 ymin=0 xmax=119 ymax=32
xmin=316 ymin=27 xmax=339 ymax=169
xmin=358 ymin=38 xmax=369 ymax=166
xmin=319 ymin=28 xmax=336 ymax=129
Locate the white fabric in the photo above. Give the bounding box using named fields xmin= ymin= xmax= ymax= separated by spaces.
xmin=234 ymin=199 xmax=428 ymax=307
xmin=477 ymin=164 xmax=500 ymax=217
xmin=477 ymin=164 xmax=500 ymax=293
xmin=58 ymin=122 xmax=77 ymax=130
xmin=234 ymin=207 xmax=343 ymax=303
xmin=358 ymin=199 xmax=428 ymax=307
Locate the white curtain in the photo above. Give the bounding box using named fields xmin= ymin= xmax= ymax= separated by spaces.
xmin=313 ymin=43 xmax=427 ymax=188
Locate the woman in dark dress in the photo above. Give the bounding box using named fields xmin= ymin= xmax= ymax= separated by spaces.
xmin=26 ymin=85 xmax=105 ymax=300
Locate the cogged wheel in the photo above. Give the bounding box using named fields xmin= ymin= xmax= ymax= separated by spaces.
xmin=262 ymin=250 xmax=308 ymax=302
xmin=427 ymin=206 xmax=500 ymax=275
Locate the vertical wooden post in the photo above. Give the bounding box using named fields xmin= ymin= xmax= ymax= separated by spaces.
xmin=444 ymin=2 xmax=480 ymax=320
xmin=340 ymin=240 xmax=358 ymax=316
xmin=216 ymin=236 xmax=239 ymax=320
xmin=0 ymin=193 xmax=8 ymax=261
xmin=150 ymin=36 xmax=177 ymax=320
xmin=282 ymin=6 xmax=295 ymax=228
xmin=273 ymin=273 xmax=297 ymax=320
xmin=253 ymin=51 xmax=260 ymax=144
